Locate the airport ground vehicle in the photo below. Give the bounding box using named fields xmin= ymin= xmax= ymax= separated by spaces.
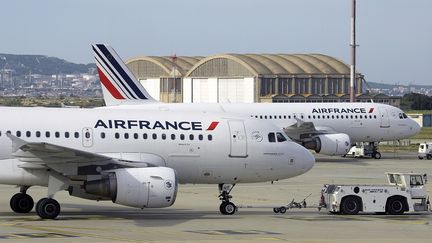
xmin=344 ymin=142 xmax=381 ymax=159
xmin=418 ymin=143 xmax=432 ymax=160
xmin=320 ymin=172 xmax=430 ymax=215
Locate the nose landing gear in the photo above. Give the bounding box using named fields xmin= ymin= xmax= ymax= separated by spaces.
xmin=218 ymin=184 xmax=237 ymax=215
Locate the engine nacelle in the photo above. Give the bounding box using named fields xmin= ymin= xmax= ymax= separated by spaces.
xmin=303 ymin=133 xmax=351 ymax=156
xmin=84 ymin=167 xmax=178 ymax=208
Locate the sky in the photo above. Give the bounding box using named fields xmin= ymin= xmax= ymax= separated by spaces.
xmin=1 ymin=0 xmax=431 ymax=85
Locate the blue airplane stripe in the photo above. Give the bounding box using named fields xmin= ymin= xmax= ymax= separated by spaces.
xmin=96 ymin=44 xmax=147 ymax=100
xmin=93 ymin=46 xmax=137 ymax=99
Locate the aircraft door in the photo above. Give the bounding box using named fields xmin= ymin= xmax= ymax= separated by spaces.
xmin=378 ymin=107 xmax=390 ymax=128
xmin=228 ymin=120 xmax=248 ymax=158
xmin=82 ymin=127 xmax=93 ymax=148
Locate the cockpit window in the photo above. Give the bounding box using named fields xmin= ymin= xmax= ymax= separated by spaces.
xmin=403 ymin=113 xmax=408 ymax=119
xmin=399 ymin=113 xmax=403 ymax=119
xmin=276 ymin=132 xmax=287 ymax=142
xmin=268 ymin=133 xmax=276 ymax=143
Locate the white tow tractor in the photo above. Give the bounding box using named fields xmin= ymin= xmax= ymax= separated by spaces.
xmin=344 ymin=142 xmax=381 ymax=159
xmin=319 ymin=172 xmax=430 ymax=215
xmin=418 ymin=142 xmax=432 ymax=160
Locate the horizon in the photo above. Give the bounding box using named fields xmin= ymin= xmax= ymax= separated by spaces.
xmin=1 ymin=0 xmax=430 ymax=85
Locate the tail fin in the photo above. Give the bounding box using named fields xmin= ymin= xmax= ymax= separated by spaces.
xmin=92 ymin=44 xmax=157 ymax=106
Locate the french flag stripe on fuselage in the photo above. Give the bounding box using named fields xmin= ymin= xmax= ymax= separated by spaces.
xmin=96 ymin=44 xmax=148 ymax=100
xmin=93 ymin=46 xmax=136 ymax=99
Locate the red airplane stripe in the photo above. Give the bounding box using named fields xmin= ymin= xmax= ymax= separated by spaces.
xmin=207 ymin=121 xmax=219 ymax=131
xmin=97 ymin=68 xmax=125 ymax=99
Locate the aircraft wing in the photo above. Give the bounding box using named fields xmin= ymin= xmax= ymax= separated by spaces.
xmin=283 ymin=118 xmax=336 ymax=141
xmin=7 ymin=134 xmax=155 ymax=176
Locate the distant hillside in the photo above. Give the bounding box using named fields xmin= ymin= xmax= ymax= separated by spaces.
xmin=368 ymin=81 xmax=432 ymax=89
xmin=0 ymin=53 xmax=95 ymax=75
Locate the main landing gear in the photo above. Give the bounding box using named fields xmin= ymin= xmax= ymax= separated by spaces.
xmin=9 ymin=186 xmax=61 ymax=219
xmin=218 ymin=184 xmax=237 ymax=215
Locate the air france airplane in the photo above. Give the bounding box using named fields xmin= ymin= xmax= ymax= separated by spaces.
xmin=92 ymin=44 xmax=421 ymax=158
xmin=0 ymin=107 xmax=314 ymax=219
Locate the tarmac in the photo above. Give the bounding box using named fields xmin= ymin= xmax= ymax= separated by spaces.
xmin=0 ymin=152 xmax=431 ymax=242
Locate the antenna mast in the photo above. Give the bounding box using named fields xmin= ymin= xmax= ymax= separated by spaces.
xmin=350 ymin=0 xmax=357 ymax=102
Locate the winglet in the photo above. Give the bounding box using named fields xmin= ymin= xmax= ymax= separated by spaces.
xmin=92 ymin=44 xmax=158 ymax=106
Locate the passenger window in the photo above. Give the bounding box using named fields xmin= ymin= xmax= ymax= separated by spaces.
xmin=134 ymin=133 xmax=138 ymax=139
xmin=16 ymin=131 xmax=21 ymax=137
xmin=36 ymin=131 xmax=41 ymax=138
xmin=189 ymin=134 xmax=194 ymax=140
xmin=180 ymin=134 xmax=185 ymax=140
xmin=171 ymin=134 xmax=176 ymax=140
xmin=143 ymin=133 xmax=148 ymax=139
xmin=152 ymin=133 xmax=157 ymax=140
xmin=124 ymin=133 xmax=129 ymax=139
xmin=26 ymin=131 xmax=31 ymax=137
xmin=74 ymin=132 xmax=79 ymax=138
xmin=65 ymin=132 xmax=70 ymax=138
xmin=269 ymin=116 xmax=272 ymax=119
xmin=268 ymin=133 xmax=276 ymax=143
xmin=101 ymin=132 xmax=105 ymax=139
xmin=55 ymin=132 xmax=60 ymax=138
xmin=208 ymin=134 xmax=213 ymax=141
xmin=45 ymin=131 xmax=50 ymax=138
xmin=162 ymin=134 xmax=166 ymax=140
xmin=199 ymin=134 xmax=203 ymax=140
xmin=276 ymin=132 xmax=287 ymax=142
xmin=115 ymin=133 xmax=120 ymax=139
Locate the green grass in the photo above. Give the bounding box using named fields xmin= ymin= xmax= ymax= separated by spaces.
xmin=411 ymin=127 xmax=432 ymax=140
xmin=405 ymin=110 xmax=432 ymax=114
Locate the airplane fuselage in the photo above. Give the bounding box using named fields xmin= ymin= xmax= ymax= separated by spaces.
xmin=106 ymin=102 xmax=420 ymax=143
xmin=0 ymin=107 xmax=314 ymax=187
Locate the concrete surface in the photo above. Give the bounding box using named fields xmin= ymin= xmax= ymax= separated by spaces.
xmin=0 ymin=152 xmax=431 ymax=242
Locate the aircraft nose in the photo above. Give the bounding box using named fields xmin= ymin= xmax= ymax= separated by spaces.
xmin=410 ymin=120 xmax=421 ymax=136
xmin=290 ymin=142 xmax=315 ymax=174
xmin=301 ymin=146 xmax=315 ymax=173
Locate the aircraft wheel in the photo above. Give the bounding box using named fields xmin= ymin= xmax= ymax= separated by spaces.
xmin=427 ymin=154 xmax=432 ymax=160
xmin=219 ymin=202 xmax=236 ymax=215
xmin=10 ymin=193 xmax=34 ymax=213
xmin=279 ymin=207 xmax=287 ymax=214
xmin=273 ymin=207 xmax=280 ymax=213
xmin=36 ymin=198 xmax=60 ymax=219
xmin=418 ymin=156 xmax=423 ymax=160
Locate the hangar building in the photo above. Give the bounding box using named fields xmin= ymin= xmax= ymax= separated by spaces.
xmin=126 ymin=53 xmax=396 ymax=106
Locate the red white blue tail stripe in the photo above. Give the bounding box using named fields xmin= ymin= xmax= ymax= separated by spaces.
xmin=92 ymin=44 xmax=155 ymax=103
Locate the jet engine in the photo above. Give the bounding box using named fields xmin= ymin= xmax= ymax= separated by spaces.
xmin=303 ymin=133 xmax=351 ymax=156
xmin=83 ymin=167 xmax=177 ymax=208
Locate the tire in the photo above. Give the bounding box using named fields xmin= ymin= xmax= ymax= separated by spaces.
xmin=10 ymin=193 xmax=34 ymax=213
xmin=419 ymin=156 xmax=423 ymax=160
xmin=36 ymin=198 xmax=61 ymax=219
xmin=373 ymin=152 xmax=381 ymax=159
xmin=386 ymin=197 xmax=405 ymax=215
xmin=341 ymin=196 xmax=361 ymax=215
xmin=427 ymin=154 xmax=432 ymax=160
xmin=279 ymin=207 xmax=287 ymax=214
xmin=219 ymin=202 xmax=236 ymax=215
xmin=273 ymin=207 xmax=280 ymax=213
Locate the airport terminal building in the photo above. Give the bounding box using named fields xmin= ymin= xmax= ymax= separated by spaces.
xmin=126 ymin=53 xmax=399 ymax=106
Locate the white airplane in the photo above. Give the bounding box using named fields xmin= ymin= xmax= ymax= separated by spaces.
xmin=92 ymin=44 xmax=422 ymax=158
xmin=0 ymin=106 xmax=314 ymax=219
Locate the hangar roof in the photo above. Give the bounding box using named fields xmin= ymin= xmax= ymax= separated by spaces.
xmin=126 ymin=53 xmax=352 ymax=78
xmin=186 ymin=54 xmax=350 ymax=77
